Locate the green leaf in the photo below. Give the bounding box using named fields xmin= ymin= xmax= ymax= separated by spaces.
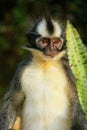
xmin=66 ymin=21 xmax=87 ymax=119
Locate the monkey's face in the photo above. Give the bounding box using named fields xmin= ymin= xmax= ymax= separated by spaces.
xmin=36 ymin=37 xmax=63 ymax=57
xmin=27 ymin=17 xmax=64 ymax=57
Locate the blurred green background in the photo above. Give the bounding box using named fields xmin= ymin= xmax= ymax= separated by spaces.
xmin=0 ymin=0 xmax=87 ymax=102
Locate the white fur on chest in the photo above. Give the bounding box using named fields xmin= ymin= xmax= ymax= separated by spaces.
xmin=21 ymin=59 xmax=71 ymax=130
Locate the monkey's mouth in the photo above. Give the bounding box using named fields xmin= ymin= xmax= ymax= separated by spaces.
xmin=44 ymin=47 xmax=59 ymax=57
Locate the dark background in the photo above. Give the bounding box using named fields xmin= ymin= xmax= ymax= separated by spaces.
xmin=0 ymin=0 xmax=87 ymax=102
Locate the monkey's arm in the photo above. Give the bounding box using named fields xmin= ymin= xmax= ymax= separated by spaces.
xmin=0 ymin=90 xmax=24 ymax=130
xmin=0 ymin=53 xmax=32 ymax=130
xmin=0 ymin=64 xmax=26 ymax=130
xmin=0 ymin=68 xmax=25 ymax=130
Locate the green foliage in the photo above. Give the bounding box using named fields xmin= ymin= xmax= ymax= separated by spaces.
xmin=66 ymin=21 xmax=87 ymax=119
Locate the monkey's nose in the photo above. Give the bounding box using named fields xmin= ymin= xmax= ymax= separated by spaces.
xmin=50 ymin=38 xmax=58 ymax=50
xmin=50 ymin=42 xmax=56 ymax=50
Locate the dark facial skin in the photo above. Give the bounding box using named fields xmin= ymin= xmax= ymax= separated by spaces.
xmin=36 ymin=37 xmax=63 ymax=57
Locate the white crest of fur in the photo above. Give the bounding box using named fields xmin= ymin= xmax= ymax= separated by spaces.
xmin=37 ymin=18 xmax=62 ymax=37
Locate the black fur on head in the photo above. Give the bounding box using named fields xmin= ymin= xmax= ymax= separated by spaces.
xmin=45 ymin=15 xmax=54 ymax=35
xmin=26 ymin=20 xmax=41 ymax=48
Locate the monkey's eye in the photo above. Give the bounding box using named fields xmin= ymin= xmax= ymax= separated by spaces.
xmin=36 ymin=37 xmax=49 ymax=49
xmin=41 ymin=38 xmax=49 ymax=44
xmin=51 ymin=38 xmax=63 ymax=50
xmin=52 ymin=38 xmax=62 ymax=44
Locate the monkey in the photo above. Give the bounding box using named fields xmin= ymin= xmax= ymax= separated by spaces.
xmin=0 ymin=16 xmax=87 ymax=130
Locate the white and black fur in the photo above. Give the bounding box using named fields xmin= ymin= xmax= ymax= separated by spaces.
xmin=0 ymin=16 xmax=87 ymax=130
